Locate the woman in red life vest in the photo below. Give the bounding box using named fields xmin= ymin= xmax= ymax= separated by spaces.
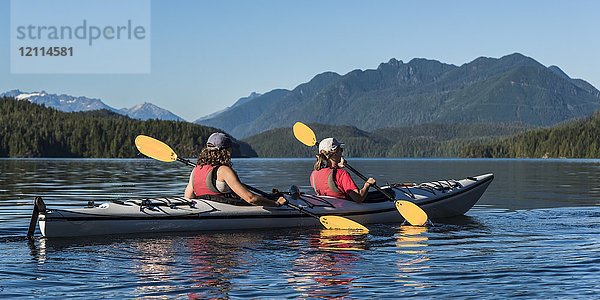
xmin=184 ymin=132 xmax=287 ymax=207
xmin=310 ymin=138 xmax=375 ymax=203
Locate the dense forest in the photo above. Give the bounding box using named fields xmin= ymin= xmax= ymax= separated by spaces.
xmin=460 ymin=112 xmax=600 ymax=158
xmin=0 ymin=97 xmax=256 ymax=158
xmin=4 ymin=95 xmax=598 ymax=159
xmin=243 ymin=122 xmax=533 ymax=157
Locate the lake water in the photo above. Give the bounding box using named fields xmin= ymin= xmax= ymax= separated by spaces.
xmin=1 ymin=158 xmax=599 ymax=298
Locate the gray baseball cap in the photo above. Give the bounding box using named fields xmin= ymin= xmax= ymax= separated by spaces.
xmin=206 ymin=132 xmax=235 ymax=150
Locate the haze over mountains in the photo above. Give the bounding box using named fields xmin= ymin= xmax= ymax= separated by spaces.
xmin=0 ymin=90 xmax=184 ymax=121
xmin=196 ymin=53 xmax=600 ymax=138
xmin=195 ymin=92 xmax=262 ymax=122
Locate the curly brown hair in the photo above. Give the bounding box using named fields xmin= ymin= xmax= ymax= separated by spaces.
xmin=196 ymin=147 xmax=232 ymax=167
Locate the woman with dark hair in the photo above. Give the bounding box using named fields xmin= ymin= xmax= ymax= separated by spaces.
xmin=310 ymin=137 xmax=375 ymax=203
xmin=184 ymin=132 xmax=287 ymax=207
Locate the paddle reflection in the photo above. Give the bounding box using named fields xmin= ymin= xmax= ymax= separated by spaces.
xmin=285 ymin=230 xmax=366 ymax=298
xmin=315 ymin=229 xmax=368 ymax=251
xmin=395 ymin=226 xmax=429 ymax=253
xmin=394 ymin=226 xmax=431 ymax=291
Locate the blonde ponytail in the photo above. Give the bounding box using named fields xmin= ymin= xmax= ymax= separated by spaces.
xmin=314 ymin=150 xmax=336 ymax=170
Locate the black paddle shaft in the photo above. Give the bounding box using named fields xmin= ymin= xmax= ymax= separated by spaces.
xmin=343 ymin=161 xmax=394 ymax=201
xmin=178 ymin=157 xmax=196 ymax=167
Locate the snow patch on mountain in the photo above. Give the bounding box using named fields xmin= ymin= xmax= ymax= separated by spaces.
xmin=1 ymin=89 xmax=116 ymax=112
xmin=16 ymin=92 xmax=46 ymax=100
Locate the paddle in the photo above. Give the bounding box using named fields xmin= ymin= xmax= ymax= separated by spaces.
xmin=292 ymin=122 xmax=428 ymax=226
xmin=343 ymin=162 xmax=428 ymax=226
xmin=134 ymin=135 xmax=368 ymax=231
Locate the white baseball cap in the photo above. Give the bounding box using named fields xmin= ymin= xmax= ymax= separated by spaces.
xmin=318 ymin=137 xmax=344 ymax=152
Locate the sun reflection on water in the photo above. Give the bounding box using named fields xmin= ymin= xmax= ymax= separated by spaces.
xmin=184 ymin=235 xmax=251 ymax=299
xmin=132 ymin=239 xmax=179 ymax=296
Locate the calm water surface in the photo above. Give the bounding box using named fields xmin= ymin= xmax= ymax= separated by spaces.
xmin=1 ymin=158 xmax=599 ymax=298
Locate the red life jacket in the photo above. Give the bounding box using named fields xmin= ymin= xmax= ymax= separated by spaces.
xmin=192 ymin=165 xmax=226 ymax=197
xmin=310 ymin=167 xmax=346 ymax=198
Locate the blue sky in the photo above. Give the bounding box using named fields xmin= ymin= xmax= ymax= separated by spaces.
xmin=1 ymin=0 xmax=599 ymax=121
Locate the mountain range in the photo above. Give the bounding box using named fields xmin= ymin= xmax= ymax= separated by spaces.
xmin=0 ymin=90 xmax=184 ymax=121
xmin=196 ymin=53 xmax=600 ymax=138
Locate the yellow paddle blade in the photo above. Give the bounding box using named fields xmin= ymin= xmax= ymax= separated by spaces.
xmin=319 ymin=215 xmax=369 ymax=232
xmin=395 ymin=200 xmax=428 ymax=226
xmin=293 ymin=122 xmax=317 ymax=146
xmin=135 ymin=135 xmax=178 ymax=162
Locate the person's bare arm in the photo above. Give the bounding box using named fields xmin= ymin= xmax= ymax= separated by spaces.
xmin=346 ymin=178 xmax=375 ymax=203
xmin=219 ymin=166 xmax=286 ymax=207
xmin=184 ymin=171 xmax=195 ymax=198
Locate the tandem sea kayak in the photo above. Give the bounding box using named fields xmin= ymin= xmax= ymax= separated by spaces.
xmin=31 ymin=173 xmax=493 ymax=238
